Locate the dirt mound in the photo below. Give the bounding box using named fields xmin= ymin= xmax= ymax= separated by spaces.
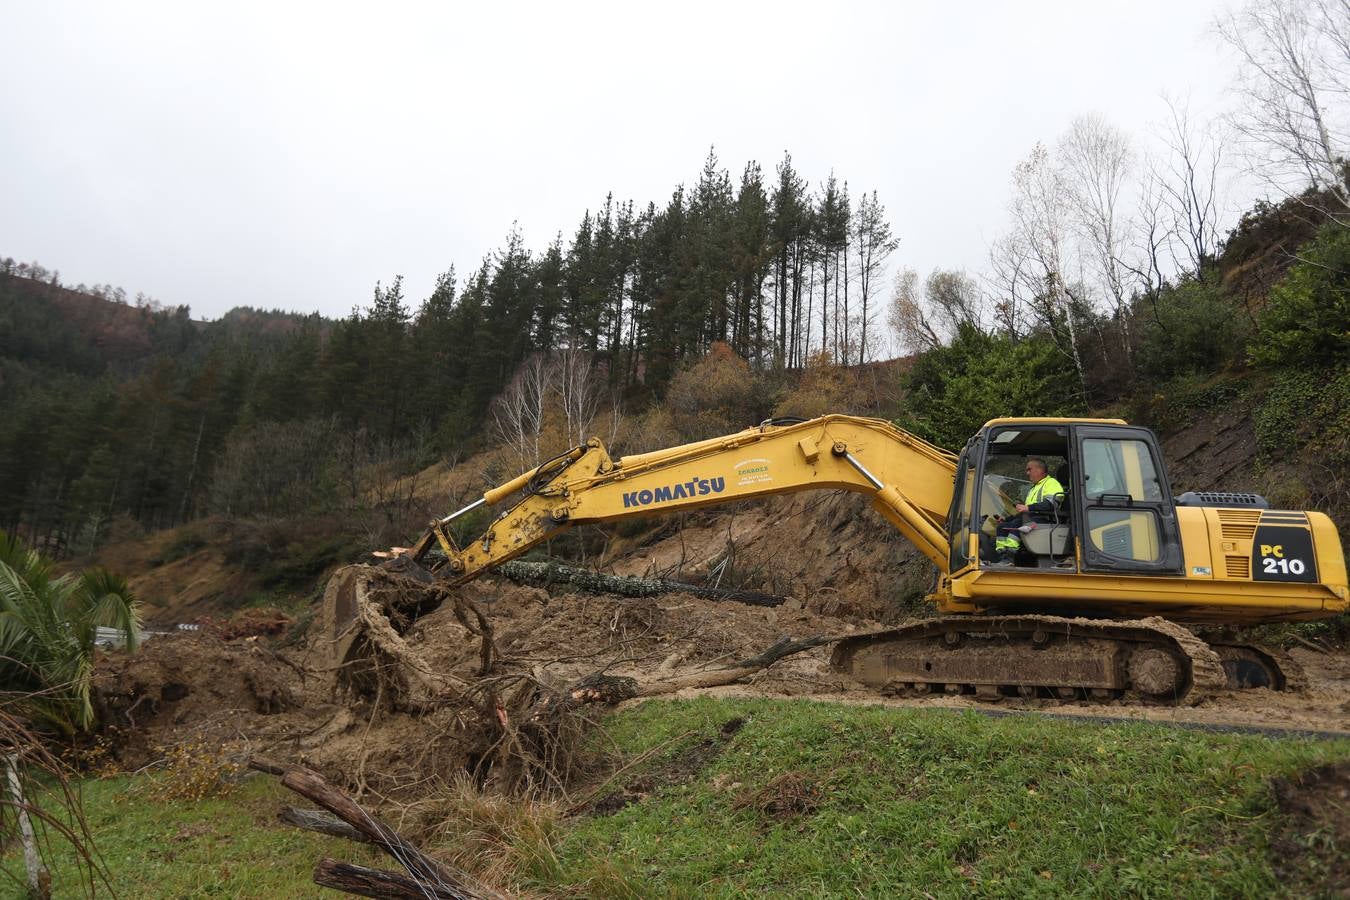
xmin=296 ymin=570 xmax=860 ymax=794
xmin=1269 ymin=762 xmax=1350 ymax=895
xmin=93 ymin=633 xmax=302 ymax=767
xmin=90 ymin=567 xmax=861 ymax=793
xmin=608 ymin=491 xmax=931 ymax=621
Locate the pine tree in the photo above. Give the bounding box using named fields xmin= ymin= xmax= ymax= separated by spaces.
xmin=770 ymin=154 xmax=809 ymax=368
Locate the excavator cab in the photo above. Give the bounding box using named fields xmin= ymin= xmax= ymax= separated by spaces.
xmin=953 ymin=419 xmax=1183 ymax=575
xmin=1074 ymin=424 xmax=1184 ymax=575
xmin=951 ymin=421 xmax=1072 ymax=571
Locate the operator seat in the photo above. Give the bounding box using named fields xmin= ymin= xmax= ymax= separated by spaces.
xmin=1054 ymin=462 xmax=1071 ymax=512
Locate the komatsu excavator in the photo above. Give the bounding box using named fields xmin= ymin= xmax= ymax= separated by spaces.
xmin=377 ymin=415 xmax=1347 ymax=705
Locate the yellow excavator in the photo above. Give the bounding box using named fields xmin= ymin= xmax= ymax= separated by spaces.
xmin=376 ymin=415 xmax=1347 ymax=705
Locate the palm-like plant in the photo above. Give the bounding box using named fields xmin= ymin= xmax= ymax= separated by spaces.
xmin=0 ymin=531 xmax=141 ymax=735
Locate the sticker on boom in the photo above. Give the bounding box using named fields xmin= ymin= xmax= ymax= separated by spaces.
xmin=1250 ymin=524 xmax=1318 ymax=583
xmin=622 ymin=477 xmax=726 ymax=508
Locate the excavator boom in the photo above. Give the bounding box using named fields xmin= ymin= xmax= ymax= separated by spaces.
xmin=408 ymin=415 xmax=958 ymax=581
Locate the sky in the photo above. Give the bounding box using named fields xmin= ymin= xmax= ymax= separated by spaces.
xmin=0 ymin=1 xmax=1249 ymax=321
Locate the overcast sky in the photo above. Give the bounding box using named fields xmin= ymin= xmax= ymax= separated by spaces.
xmin=1 ymin=1 xmax=1248 ymax=321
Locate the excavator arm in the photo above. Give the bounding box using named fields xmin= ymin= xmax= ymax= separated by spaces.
xmin=402 ymin=415 xmax=958 ymax=585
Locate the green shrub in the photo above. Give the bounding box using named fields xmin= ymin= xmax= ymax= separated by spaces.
xmin=1250 ymin=223 xmax=1350 ymax=369
xmin=1133 ymin=277 xmax=1249 ymax=381
xmin=897 ymin=325 xmax=1082 ymax=449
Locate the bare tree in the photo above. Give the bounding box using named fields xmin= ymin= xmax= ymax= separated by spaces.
xmin=1009 ymin=143 xmax=1088 ymax=397
xmin=1125 ymin=159 xmax=1177 ymax=302
xmin=925 ymin=269 xmax=987 ymax=338
xmin=986 ymin=232 xmax=1031 ymax=339
xmin=1218 ymin=0 xmax=1350 ymax=218
xmin=555 ymin=346 xmax=603 ymax=448
xmin=603 ymin=392 xmax=624 ymax=450
xmin=887 ymin=268 xmax=941 ymax=354
xmin=1156 ymin=96 xmax=1227 ymax=278
xmin=489 ymin=353 xmax=554 ymax=469
xmin=1060 ymin=114 xmax=1137 ymax=362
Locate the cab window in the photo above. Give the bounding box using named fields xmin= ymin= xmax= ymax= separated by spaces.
xmin=1081 ymin=438 xmax=1164 ymax=564
xmin=1081 ymin=439 xmax=1163 ymax=502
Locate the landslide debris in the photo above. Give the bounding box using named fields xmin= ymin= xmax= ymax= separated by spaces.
xmin=88 ymin=556 xmax=1350 ymax=800
xmin=93 ymin=632 xmax=300 ymax=768
xmin=92 ymin=565 xmax=857 ymax=794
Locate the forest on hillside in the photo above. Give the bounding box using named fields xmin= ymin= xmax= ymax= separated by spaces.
xmin=1 ymin=0 xmax=1347 ymax=558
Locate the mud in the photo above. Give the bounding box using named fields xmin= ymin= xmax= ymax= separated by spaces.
xmin=608 ymin=491 xmax=931 ymax=622
xmin=92 ymin=634 xmax=301 ymax=766
xmin=660 ymin=645 xmax=1350 ymax=736
xmin=90 ymin=574 xmax=863 ymax=789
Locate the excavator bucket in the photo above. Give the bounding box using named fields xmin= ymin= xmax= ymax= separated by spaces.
xmin=318 ymin=565 xmax=368 ymax=688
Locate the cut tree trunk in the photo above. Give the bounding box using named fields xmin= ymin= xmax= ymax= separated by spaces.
xmin=497 ymin=560 xmax=785 ymax=607
xmin=536 ymin=635 xmax=836 ymax=714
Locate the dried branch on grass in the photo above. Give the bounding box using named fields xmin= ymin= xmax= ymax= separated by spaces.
xmin=0 ymin=697 xmax=112 ymax=899
xmin=252 ymin=757 xmax=506 ymax=900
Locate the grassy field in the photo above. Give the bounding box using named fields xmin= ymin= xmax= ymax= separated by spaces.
xmin=533 ymin=699 xmax=1348 ymax=898
xmin=9 ymin=700 xmax=1348 ymax=898
xmin=6 ymin=774 xmax=385 ymax=898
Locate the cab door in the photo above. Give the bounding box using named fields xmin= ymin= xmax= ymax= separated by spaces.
xmin=1074 ymin=426 xmax=1183 ymax=575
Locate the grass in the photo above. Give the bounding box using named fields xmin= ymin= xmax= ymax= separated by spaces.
xmin=9 ymin=700 xmax=1347 ymax=897
xmin=525 ymin=698 xmax=1350 ymax=898
xmin=7 ymin=773 xmax=384 ymax=898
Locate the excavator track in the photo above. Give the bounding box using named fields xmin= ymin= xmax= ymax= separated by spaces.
xmin=829 ymin=615 xmax=1229 ymax=706
xmin=1206 ymin=641 xmax=1307 ymax=692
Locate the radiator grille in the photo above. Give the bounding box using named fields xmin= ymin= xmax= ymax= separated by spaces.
xmin=1217 ymin=509 xmax=1261 ymax=542
xmin=1225 ymin=555 xmax=1251 ymax=579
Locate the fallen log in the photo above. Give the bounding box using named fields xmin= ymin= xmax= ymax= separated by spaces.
xmin=497 ymin=559 xmax=786 ymax=607
xmin=538 ymin=635 xmax=836 ymax=712
xmin=313 ymin=858 xmax=470 ymax=899
xmin=249 ymin=756 xmax=288 ymax=776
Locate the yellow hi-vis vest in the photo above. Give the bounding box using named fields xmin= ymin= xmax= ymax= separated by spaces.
xmin=1026 ymin=475 xmax=1064 ymax=507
